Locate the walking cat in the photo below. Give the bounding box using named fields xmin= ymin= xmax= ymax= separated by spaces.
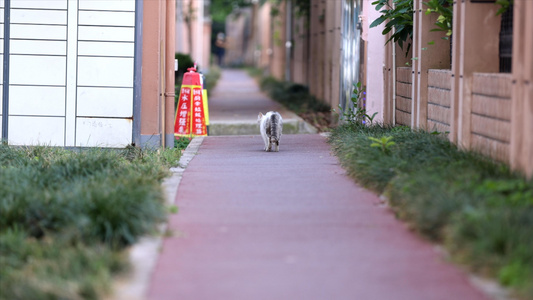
xmin=257 ymin=111 xmax=283 ymax=152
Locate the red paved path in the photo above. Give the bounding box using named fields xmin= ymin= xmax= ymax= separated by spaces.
xmin=148 ymin=134 xmax=489 ymax=300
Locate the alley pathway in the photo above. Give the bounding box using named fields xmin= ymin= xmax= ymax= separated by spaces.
xmin=207 ymin=69 xmax=315 ymax=135
xmin=147 ymin=69 xmax=490 ymax=299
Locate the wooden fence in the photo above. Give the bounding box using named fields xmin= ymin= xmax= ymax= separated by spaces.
xmin=387 ymin=0 xmax=533 ymax=177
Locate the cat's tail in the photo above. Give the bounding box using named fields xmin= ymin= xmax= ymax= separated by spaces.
xmin=270 ymin=113 xmax=281 ymax=141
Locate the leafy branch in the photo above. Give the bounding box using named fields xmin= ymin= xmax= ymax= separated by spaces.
xmin=495 ymin=0 xmax=512 ymax=15
xmin=370 ymin=0 xmax=414 ymax=55
xmin=424 ymin=0 xmax=453 ymax=39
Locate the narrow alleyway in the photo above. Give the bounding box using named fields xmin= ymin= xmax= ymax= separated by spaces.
xmin=207 ymin=69 xmax=315 ymax=135
xmin=147 ymin=69 xmax=490 ymax=300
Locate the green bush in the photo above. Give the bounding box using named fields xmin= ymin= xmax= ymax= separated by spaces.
xmin=0 ymin=228 xmax=125 ymax=300
xmin=204 ymin=65 xmax=222 ymax=93
xmin=259 ymin=76 xmax=330 ymax=113
xmin=0 ymin=148 xmax=172 ymax=247
xmin=175 ymin=137 xmax=192 ymax=150
xmin=176 ymin=53 xmax=195 ymax=73
xmin=175 ymin=52 xmax=197 ymax=88
xmin=0 ymin=145 xmax=181 ymax=299
xmin=329 ymin=124 xmax=533 ymax=298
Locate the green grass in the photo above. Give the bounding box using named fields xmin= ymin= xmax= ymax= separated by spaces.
xmin=246 ymin=71 xmax=333 ymax=131
xmin=204 ymin=65 xmax=222 ymax=93
xmin=174 ymin=137 xmax=191 ymax=150
xmin=245 ymin=66 xmax=263 ymax=79
xmin=245 ymin=67 xmax=330 ymax=114
xmin=259 ymin=76 xmax=330 ymax=114
xmin=0 ymin=145 xmax=181 ymax=299
xmin=329 ymin=123 xmax=533 ymax=298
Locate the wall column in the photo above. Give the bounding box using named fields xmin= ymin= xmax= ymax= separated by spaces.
xmin=456 ymin=1 xmax=500 ymax=149
xmin=413 ymin=0 xmax=451 ymax=130
xmin=165 ymin=0 xmax=176 ymax=148
xmin=141 ymin=0 xmax=163 ymax=148
xmin=510 ymin=0 xmax=533 ymax=177
xmin=449 ymin=1 xmax=462 ymax=143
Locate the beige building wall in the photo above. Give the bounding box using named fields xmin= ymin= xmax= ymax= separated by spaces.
xmin=175 ymin=0 xmax=211 ymax=70
xmin=292 ymin=14 xmax=309 ymax=85
xmin=323 ymin=1 xmax=334 ymax=106
xmin=308 ymin=0 xmax=322 ymax=99
xmin=223 ymin=3 xmax=272 ymax=71
xmin=225 ymin=8 xmax=257 ymax=67
xmin=224 ymin=11 xmax=245 ymax=65
xmin=141 ymin=0 xmax=175 ymax=148
xmin=270 ymin=4 xmax=287 ymax=80
xmin=329 ymin=1 xmax=342 ymax=110
xmin=175 ymin=0 xmax=189 ymax=53
xmin=258 ymin=2 xmax=273 ymax=71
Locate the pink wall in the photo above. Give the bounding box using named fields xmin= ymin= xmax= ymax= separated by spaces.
xmin=141 ymin=0 xmax=175 ymax=148
xmin=362 ymin=0 xmax=386 ymax=124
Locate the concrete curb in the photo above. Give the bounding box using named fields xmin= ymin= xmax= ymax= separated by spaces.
xmin=209 ymin=116 xmax=317 ymax=136
xmin=107 ymin=137 xmax=205 ymax=300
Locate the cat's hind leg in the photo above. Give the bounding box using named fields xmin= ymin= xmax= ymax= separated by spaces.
xmin=260 ymin=130 xmax=269 ymax=151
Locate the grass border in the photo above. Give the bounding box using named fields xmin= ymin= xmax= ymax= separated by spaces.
xmin=109 ymin=136 xmax=205 ymax=300
xmin=329 ymin=123 xmax=533 ymax=299
xmin=0 ymin=145 xmax=182 ymax=300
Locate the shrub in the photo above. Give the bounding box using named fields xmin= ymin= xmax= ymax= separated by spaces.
xmin=175 ymin=137 xmax=192 ymax=150
xmin=259 ymin=76 xmax=330 ymax=113
xmin=0 ymin=145 xmax=180 ymax=299
xmin=176 ymin=53 xmax=195 ymax=73
xmin=329 ymin=124 xmax=533 ymax=297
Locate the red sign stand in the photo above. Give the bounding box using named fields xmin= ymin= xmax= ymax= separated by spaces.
xmin=174 ymin=67 xmax=208 ymax=138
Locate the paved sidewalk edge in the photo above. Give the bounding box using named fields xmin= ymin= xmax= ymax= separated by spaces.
xmin=209 ymin=114 xmax=318 ymax=135
xmin=107 ymin=137 xmax=205 ymax=300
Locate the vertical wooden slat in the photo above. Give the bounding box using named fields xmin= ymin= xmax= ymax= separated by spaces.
xmin=449 ymin=0 xmax=461 ymax=144
xmin=410 ymin=0 xmax=419 ymax=128
xmin=510 ymin=0 xmax=533 ymax=177
xmin=383 ymin=33 xmax=393 ymax=124
xmin=524 ymin=1 xmax=533 ymax=178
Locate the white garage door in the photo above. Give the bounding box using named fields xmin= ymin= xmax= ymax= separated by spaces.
xmin=0 ymin=0 xmax=137 ymax=147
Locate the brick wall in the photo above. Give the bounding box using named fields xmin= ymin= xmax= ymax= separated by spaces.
xmin=427 ymin=69 xmax=451 ymax=133
xmin=470 ymin=73 xmax=512 ymax=162
xmin=395 ymin=67 xmax=412 ymax=126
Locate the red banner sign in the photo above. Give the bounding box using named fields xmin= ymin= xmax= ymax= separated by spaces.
xmin=174 ymin=85 xmax=207 ymax=137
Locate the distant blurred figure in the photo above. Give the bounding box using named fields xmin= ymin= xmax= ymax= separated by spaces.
xmin=214 ymin=32 xmax=226 ymax=67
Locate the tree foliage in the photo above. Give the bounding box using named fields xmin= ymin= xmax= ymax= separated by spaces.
xmin=424 ymin=0 xmax=453 ymax=39
xmin=370 ymin=0 xmax=414 ymax=55
xmin=495 ymin=0 xmax=512 ymax=15
xmin=210 ymin=0 xmax=252 ymax=23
